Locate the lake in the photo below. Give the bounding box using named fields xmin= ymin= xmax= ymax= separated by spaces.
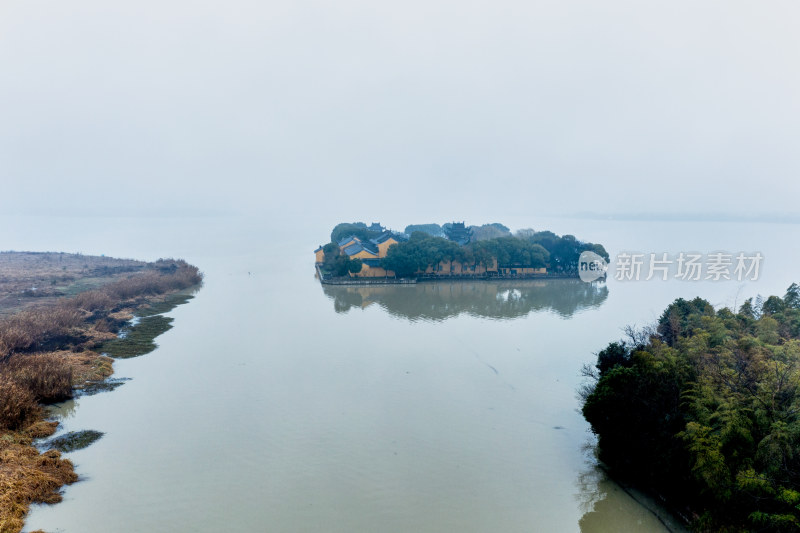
xmin=7 ymin=214 xmax=798 ymax=532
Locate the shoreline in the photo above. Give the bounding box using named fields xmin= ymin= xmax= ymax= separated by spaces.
xmin=0 ymin=254 xmax=202 ymax=533
xmin=318 ymin=271 xmax=605 ymax=286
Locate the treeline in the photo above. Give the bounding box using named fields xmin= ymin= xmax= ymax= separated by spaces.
xmin=404 ymin=222 xmax=512 ymax=241
xmin=581 ymin=284 xmax=800 ymax=532
xmin=330 ymin=222 xmax=384 ymax=243
xmin=404 ymin=224 xmax=444 ymax=237
xmin=382 ymin=230 xmax=608 ymax=278
xmin=381 ymin=232 xmax=546 ymax=277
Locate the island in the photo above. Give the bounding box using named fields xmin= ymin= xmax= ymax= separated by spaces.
xmin=314 ymin=221 xmax=608 ymax=283
xmin=581 ymin=284 xmax=800 ymax=532
xmin=0 ymin=252 xmax=202 ymax=533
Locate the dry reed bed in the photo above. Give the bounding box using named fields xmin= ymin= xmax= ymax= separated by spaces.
xmin=0 ymin=252 xmax=150 ymax=316
xmin=0 ymin=259 xmax=202 ymax=533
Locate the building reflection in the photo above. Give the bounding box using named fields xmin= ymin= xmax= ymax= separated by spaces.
xmin=322 ymin=278 xmax=608 ymax=321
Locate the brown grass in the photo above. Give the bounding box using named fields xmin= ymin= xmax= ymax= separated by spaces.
xmin=2 ymin=354 xmax=73 ymax=404
xmin=61 ymin=351 xmax=114 ymax=385
xmin=0 ymin=307 xmax=83 ymax=358
xmin=0 ymin=252 xmax=150 ymax=317
xmin=0 ymin=256 xmax=202 ymax=533
xmin=0 ymin=260 xmax=202 ymax=358
xmin=0 ymin=437 xmax=78 ymax=533
xmin=0 ymin=378 xmax=40 ymax=432
xmin=100 ymin=259 xmax=202 ymax=300
xmin=71 ymin=289 xmax=113 ymax=311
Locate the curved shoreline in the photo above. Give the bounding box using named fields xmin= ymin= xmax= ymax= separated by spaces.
xmin=0 ymin=254 xmax=202 ymax=533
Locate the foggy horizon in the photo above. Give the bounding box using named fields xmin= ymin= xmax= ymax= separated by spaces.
xmin=2 ymin=0 xmax=798 ymax=229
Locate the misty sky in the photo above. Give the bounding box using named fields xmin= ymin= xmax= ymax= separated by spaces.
xmin=1 ymin=0 xmax=798 ymax=228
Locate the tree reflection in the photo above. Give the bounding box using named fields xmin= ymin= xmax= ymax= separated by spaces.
xmin=322 ymin=279 xmax=608 ymax=321
xmin=576 ymin=443 xmax=686 ymax=533
xmin=44 ymin=398 xmax=79 ymax=420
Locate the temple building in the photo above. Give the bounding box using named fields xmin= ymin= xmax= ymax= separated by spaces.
xmin=444 ymin=222 xmax=473 ymax=245
xmin=315 ymin=231 xmax=405 ymax=278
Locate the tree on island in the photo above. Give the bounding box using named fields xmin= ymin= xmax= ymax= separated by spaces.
xmin=381 ymin=232 xmax=550 ymax=277
xmin=382 ymin=232 xmax=463 ymax=277
xmin=331 ymin=222 xmax=384 ymax=244
xmin=404 ymin=224 xmax=444 ymax=237
xmin=321 ymin=243 xmax=361 ymax=277
xmin=469 ymin=223 xmax=511 ymax=241
xmin=348 ymin=259 xmax=363 ymax=274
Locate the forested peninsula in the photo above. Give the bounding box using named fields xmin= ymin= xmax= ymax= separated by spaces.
xmin=582 ymin=285 xmax=800 ymax=532
xmin=315 ymin=221 xmax=608 ymax=280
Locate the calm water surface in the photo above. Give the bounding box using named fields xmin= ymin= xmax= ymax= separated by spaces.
xmin=6 ymin=214 xmax=797 ymax=532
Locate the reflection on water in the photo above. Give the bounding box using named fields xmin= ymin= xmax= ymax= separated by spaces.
xmin=323 ymin=279 xmax=609 ymax=321
xmin=576 ymin=446 xmax=687 ymax=533
xmin=45 ymin=399 xmax=79 ymax=420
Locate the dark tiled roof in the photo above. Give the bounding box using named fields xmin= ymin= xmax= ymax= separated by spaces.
xmin=370 ymin=231 xmax=407 ymax=245
xmin=362 ymin=258 xmax=382 ymax=267
xmin=338 ymin=235 xmax=359 ymax=247
xmin=343 ymin=243 xmax=362 ymax=256
xmin=314 ymin=246 xmax=323 ymax=253
xmin=343 ymin=242 xmax=378 ymax=257
xmin=370 ymin=231 xmax=395 ymax=244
